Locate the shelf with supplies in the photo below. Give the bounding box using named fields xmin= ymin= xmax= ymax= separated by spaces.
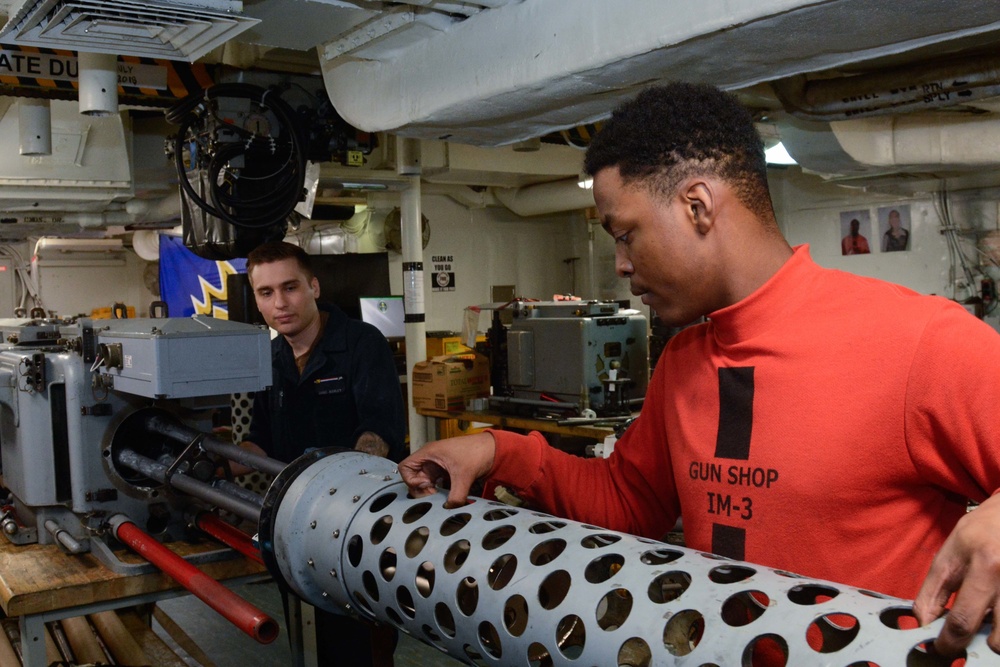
xmin=416 ymin=407 xmax=622 ymax=441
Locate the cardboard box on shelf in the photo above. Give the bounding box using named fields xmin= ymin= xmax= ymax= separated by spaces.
xmin=425 ymin=332 xmax=485 ymax=359
xmin=412 ymin=353 xmax=490 ymax=411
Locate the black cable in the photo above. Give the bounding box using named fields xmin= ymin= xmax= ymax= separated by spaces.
xmin=166 ymin=83 xmax=307 ymax=230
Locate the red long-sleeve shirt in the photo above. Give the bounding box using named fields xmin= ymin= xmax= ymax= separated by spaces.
xmin=487 ymin=245 xmax=1000 ymax=599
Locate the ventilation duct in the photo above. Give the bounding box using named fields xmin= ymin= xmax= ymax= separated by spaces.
xmin=33 ymin=237 xmax=125 ymax=266
xmin=0 ymin=0 xmax=260 ymax=62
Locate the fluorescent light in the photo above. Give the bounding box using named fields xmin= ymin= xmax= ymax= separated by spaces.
xmin=765 ymin=142 xmax=797 ymax=166
xmin=577 ymin=176 xmax=593 ymax=189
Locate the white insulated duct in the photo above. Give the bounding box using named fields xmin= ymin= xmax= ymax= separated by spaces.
xmin=318 ymin=0 xmax=1000 ymax=146
xmin=830 ymin=114 xmax=1000 ymax=167
xmin=493 ymin=178 xmax=595 ymax=217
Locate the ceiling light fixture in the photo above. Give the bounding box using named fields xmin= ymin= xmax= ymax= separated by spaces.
xmin=765 ymin=141 xmax=797 ymax=166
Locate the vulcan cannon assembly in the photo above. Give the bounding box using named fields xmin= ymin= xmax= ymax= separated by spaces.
xmin=260 ymin=450 xmax=996 ymax=666
xmin=0 ymin=314 xmax=283 ymax=663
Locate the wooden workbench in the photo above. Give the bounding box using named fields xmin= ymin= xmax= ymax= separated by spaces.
xmin=417 ymin=407 xmax=616 ymax=441
xmin=0 ymin=536 xmax=268 ymax=666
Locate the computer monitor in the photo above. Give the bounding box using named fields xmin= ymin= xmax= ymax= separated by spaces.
xmin=359 ymin=296 xmax=406 ymax=339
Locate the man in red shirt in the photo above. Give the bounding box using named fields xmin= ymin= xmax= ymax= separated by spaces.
xmin=399 ymin=83 xmax=1000 ymax=659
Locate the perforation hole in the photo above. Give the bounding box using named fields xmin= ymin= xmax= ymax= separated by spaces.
xmin=529 ymin=520 xmax=566 ymax=534
xmin=880 ymin=606 xmax=920 ymax=630
xmin=484 ymin=508 xmax=517 ymax=521
xmin=463 ymin=644 xmax=488 ymax=667
xmin=405 ymin=526 xmax=429 ymax=558
xmin=708 ymin=564 xmax=755 ymax=584
xmin=586 ymin=553 xmax=625 ymax=583
xmin=487 ymin=554 xmax=517 ymax=590
xmin=617 ymin=637 xmax=651 ymax=667
xmin=435 ymin=602 xmax=456 ymax=637
xmin=478 ymin=621 xmax=503 ymax=659
xmin=422 ymin=624 xmax=442 ymax=647
xmin=444 ymin=539 xmax=471 ymax=573
xmin=370 ymin=515 xmax=392 ymax=545
xmin=457 ymin=576 xmax=479 ymax=616
xmin=527 ymin=642 xmax=551 ymax=667
xmin=441 ymin=512 xmax=471 ymax=536
xmin=772 ymin=569 xmax=805 ymax=578
xmin=640 ymin=548 xmax=684 ymax=565
xmin=403 ymin=502 xmax=432 ymax=523
xmin=504 ymin=595 xmax=529 ymax=637
xmin=555 ymin=614 xmax=586 ymax=659
xmin=663 ymin=609 xmax=704 ymax=656
xmin=742 ymin=634 xmax=788 ymax=666
xmin=530 ymin=538 xmax=567 ymax=566
xmin=905 ymin=641 xmax=966 ymax=667
xmin=396 ymin=586 xmax=416 ymax=619
xmin=788 ymin=583 xmax=840 ymax=605
xmin=538 ymin=570 xmax=571 ymax=610
xmin=807 ymin=613 xmax=860 ymax=653
xmin=347 ymin=535 xmax=363 ymax=567
xmin=581 ymin=533 xmax=621 ymax=549
xmin=379 ymin=548 xmax=397 ymax=582
xmin=596 ymin=588 xmax=633 ymax=630
xmin=648 ymin=571 xmax=692 ymax=604
xmin=369 ymin=492 xmax=396 ymax=512
xmin=385 ymin=607 xmax=403 ymax=626
xmin=482 ymin=525 xmax=516 ymax=550
xmin=352 ymin=591 xmax=372 ymax=615
xmin=721 ymin=591 xmax=770 ymax=627
xmin=362 ymin=570 xmax=380 ymax=601
xmin=416 ymin=561 xmax=435 ymax=597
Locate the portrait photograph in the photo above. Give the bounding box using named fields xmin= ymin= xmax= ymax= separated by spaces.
xmin=839 ymin=210 xmax=872 ymax=256
xmin=878 ymin=205 xmax=911 ymax=252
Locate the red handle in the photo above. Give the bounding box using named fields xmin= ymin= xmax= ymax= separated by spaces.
xmin=115 ymin=520 xmax=278 ymax=644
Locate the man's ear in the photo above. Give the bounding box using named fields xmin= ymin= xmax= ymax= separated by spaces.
xmin=310 ymin=277 xmax=320 ymax=299
xmin=681 ymin=180 xmax=715 ymax=235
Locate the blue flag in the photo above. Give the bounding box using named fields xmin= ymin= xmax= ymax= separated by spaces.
xmin=158 ymin=235 xmax=246 ymax=319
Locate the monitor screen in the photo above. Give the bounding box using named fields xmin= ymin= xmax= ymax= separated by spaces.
xmin=359 ymin=296 xmax=406 ymax=339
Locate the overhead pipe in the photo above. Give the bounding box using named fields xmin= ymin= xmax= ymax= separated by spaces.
xmin=109 ymin=514 xmax=279 ymax=644
xmin=772 ymin=54 xmax=1000 ymax=121
xmin=125 ymin=195 xmax=182 ymax=223
xmin=494 ymin=177 xmax=595 ymax=217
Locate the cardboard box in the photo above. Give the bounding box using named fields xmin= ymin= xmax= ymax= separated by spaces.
xmin=425 ymin=333 xmax=485 ymax=358
xmin=412 ymin=353 xmax=490 ymax=411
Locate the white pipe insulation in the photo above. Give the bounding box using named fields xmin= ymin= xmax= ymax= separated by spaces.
xmin=493 ymin=178 xmax=595 ymax=217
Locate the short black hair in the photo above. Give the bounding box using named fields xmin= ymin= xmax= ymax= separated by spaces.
xmin=246 ymin=241 xmax=314 ymax=283
xmin=584 ymin=83 xmax=774 ymax=220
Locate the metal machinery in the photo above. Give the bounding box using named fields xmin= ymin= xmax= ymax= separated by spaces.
xmin=3 ymin=312 xmax=993 ymax=664
xmin=0 ymin=314 xmax=285 ymax=643
xmin=260 ymin=450 xmax=997 ymax=667
xmin=493 ymin=300 xmax=648 ymax=417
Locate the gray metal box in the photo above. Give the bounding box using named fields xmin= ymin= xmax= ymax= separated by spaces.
xmin=506 ymin=301 xmax=648 ymax=411
xmin=95 ymin=315 xmax=272 ymax=399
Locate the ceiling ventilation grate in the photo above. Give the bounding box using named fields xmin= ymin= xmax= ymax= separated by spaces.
xmin=0 ymin=0 xmax=260 ymax=62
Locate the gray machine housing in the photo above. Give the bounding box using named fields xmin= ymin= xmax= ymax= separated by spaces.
xmin=0 ymin=316 xmax=271 ymax=555
xmin=506 ymin=300 xmax=648 ymax=411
